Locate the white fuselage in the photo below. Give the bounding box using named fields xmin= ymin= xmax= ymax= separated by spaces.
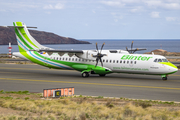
xmin=35 ymin=50 xmax=176 ymax=75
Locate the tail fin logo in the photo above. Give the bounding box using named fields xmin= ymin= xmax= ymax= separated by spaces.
xmin=13 ymin=22 xmax=45 ymax=52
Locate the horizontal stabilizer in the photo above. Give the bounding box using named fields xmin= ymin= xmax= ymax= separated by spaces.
xmin=7 ymin=26 xmax=37 ymax=29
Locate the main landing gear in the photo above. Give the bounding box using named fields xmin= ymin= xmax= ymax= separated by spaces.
xmin=82 ymin=72 xmax=89 ymax=78
xmin=99 ymin=74 xmax=106 ymax=77
xmin=81 ymin=72 xmax=106 ymax=78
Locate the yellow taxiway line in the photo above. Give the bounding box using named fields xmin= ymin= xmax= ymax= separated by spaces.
xmin=0 ymin=78 xmax=180 ymax=90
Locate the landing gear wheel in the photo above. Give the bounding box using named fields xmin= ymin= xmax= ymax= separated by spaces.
xmin=99 ymin=74 xmax=106 ymax=77
xmin=82 ymin=72 xmax=89 ymax=78
xmin=162 ymin=77 xmax=167 ymax=81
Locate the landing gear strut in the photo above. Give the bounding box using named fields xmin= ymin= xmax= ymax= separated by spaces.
xmin=82 ymin=72 xmax=89 ymax=78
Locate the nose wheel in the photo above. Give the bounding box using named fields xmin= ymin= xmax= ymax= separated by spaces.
xmin=162 ymin=77 xmax=167 ymax=81
xmin=161 ymin=75 xmax=167 ymax=81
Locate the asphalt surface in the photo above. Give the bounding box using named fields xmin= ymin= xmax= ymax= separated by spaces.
xmin=0 ymin=63 xmax=180 ymax=102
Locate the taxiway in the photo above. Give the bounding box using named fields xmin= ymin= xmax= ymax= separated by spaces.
xmin=0 ymin=63 xmax=180 ymax=101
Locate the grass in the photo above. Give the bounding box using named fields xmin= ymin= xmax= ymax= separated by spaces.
xmin=0 ymin=91 xmax=180 ymax=120
xmin=0 ymin=90 xmax=30 ymax=95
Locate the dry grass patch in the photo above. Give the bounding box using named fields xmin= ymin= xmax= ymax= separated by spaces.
xmin=0 ymin=91 xmax=180 ymax=119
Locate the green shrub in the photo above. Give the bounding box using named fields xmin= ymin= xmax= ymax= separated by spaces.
xmin=0 ymin=96 xmax=13 ymax=100
xmin=24 ymin=97 xmax=29 ymax=100
xmin=79 ymin=95 xmax=83 ymax=97
xmin=135 ymin=102 xmax=152 ymax=108
xmin=96 ymin=96 xmax=104 ymax=99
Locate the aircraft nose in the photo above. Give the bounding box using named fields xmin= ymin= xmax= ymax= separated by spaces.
xmin=169 ymin=63 xmax=178 ymax=73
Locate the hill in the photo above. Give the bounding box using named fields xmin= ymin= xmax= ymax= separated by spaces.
xmin=0 ymin=26 xmax=90 ymax=45
xmin=144 ymin=49 xmax=180 ymax=56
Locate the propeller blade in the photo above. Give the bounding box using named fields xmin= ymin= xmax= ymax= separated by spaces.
xmin=95 ymin=58 xmax=99 ymax=67
xmin=100 ymin=43 xmax=105 ymax=53
xmin=126 ymin=47 xmax=128 ymax=51
xmin=131 ymin=41 xmax=133 ymax=54
xmin=99 ymin=58 xmax=103 ymax=67
xmin=96 ymin=42 xmax=99 ymax=53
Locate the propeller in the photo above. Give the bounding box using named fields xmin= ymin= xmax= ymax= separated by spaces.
xmin=92 ymin=43 xmax=106 ymax=68
xmin=126 ymin=41 xmax=141 ymax=54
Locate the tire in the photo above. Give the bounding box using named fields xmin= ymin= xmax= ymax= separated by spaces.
xmin=99 ymin=74 xmax=106 ymax=77
xmin=162 ymin=77 xmax=167 ymax=81
xmin=82 ymin=72 xmax=89 ymax=78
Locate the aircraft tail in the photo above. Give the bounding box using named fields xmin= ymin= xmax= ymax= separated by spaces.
xmin=13 ymin=22 xmax=45 ymax=52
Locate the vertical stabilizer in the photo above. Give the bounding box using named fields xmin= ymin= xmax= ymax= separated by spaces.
xmin=13 ymin=22 xmax=46 ymax=52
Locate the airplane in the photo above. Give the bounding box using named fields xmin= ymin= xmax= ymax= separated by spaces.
xmin=9 ymin=22 xmax=178 ymax=80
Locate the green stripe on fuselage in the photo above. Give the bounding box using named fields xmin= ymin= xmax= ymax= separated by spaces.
xmin=18 ymin=46 xmax=58 ymax=69
xmin=33 ymin=51 xmax=111 ymax=74
xmin=159 ymin=62 xmax=178 ymax=69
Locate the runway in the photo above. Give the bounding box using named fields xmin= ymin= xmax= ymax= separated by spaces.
xmin=0 ymin=63 xmax=180 ymax=102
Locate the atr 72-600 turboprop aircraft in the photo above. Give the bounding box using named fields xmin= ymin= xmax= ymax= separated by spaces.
xmin=9 ymin=22 xmax=178 ymax=80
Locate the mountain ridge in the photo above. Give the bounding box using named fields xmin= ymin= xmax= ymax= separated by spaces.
xmin=0 ymin=26 xmax=90 ymax=45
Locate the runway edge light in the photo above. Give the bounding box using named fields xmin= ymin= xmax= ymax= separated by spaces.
xmin=43 ymin=87 xmax=74 ymax=98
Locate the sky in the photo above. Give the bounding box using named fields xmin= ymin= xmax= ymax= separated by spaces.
xmin=0 ymin=0 xmax=180 ymax=39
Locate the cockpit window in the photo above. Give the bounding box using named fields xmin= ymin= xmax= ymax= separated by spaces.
xmin=154 ymin=59 xmax=157 ymax=62
xmin=154 ymin=58 xmax=168 ymax=62
xmin=162 ymin=59 xmax=168 ymax=62
xmin=158 ymin=59 xmax=162 ymax=62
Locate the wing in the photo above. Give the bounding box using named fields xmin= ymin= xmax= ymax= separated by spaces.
xmin=126 ymin=48 xmax=147 ymax=54
xmin=31 ymin=49 xmax=83 ymax=57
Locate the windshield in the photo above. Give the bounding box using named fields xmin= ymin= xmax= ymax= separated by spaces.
xmin=154 ymin=58 xmax=168 ymax=62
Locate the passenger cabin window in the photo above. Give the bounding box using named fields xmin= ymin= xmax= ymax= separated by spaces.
xmin=127 ymin=61 xmax=129 ymax=64
xmin=79 ymin=59 xmax=81 ymax=61
xmin=134 ymin=61 xmax=136 ymax=64
xmin=110 ymin=60 xmax=112 ymax=63
xmin=69 ymin=58 xmax=71 ymax=61
xmin=113 ymin=60 xmax=115 ymax=63
xmin=117 ymin=60 xmax=118 ymax=63
xmin=106 ymin=60 xmax=108 ymax=63
xmin=120 ymin=60 xmax=122 ymax=63
xmin=75 ymin=58 xmax=77 ymax=61
xmin=62 ymin=58 xmax=64 ymax=60
xmin=131 ymin=61 xmax=133 ymax=64
xmin=123 ymin=61 xmax=126 ymax=64
xmin=66 ymin=58 xmax=68 ymax=61
xmin=60 ymin=58 xmax=61 ymax=60
xmin=103 ymin=59 xmax=105 ymax=62
xmin=72 ymin=58 xmax=74 ymax=61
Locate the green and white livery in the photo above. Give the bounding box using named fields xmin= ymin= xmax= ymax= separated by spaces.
xmin=12 ymin=22 xmax=178 ymax=80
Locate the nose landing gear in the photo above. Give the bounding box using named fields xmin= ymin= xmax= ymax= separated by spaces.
xmin=161 ymin=75 xmax=167 ymax=81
